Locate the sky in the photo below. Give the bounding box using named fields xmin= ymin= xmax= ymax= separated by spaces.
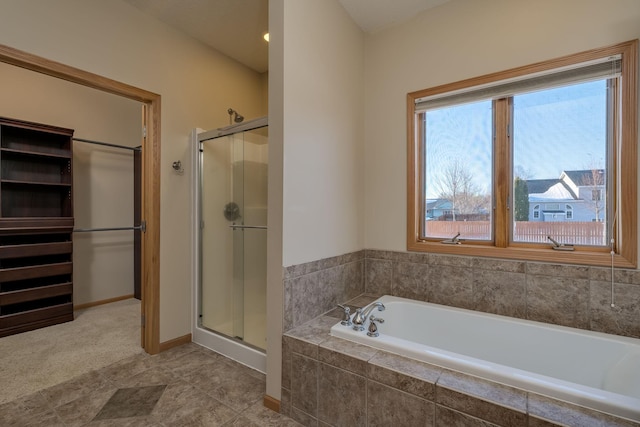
xmin=424 ymin=79 xmax=608 ymax=199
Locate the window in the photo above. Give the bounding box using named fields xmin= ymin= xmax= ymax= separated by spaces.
xmin=408 ymin=40 xmax=637 ymax=268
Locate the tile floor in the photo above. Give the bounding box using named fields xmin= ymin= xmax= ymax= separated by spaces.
xmin=0 ymin=343 xmax=301 ymax=426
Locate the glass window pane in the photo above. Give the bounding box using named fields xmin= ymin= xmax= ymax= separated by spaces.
xmin=423 ymin=100 xmax=493 ymax=240
xmin=512 ymin=80 xmax=609 ymax=246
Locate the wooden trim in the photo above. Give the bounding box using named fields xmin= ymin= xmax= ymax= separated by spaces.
xmin=406 ymin=94 xmax=419 ymax=247
xmin=619 ymin=40 xmax=638 ymax=268
xmin=263 ymin=395 xmax=281 ymax=413
xmin=0 ymin=43 xmax=161 ymax=354
xmin=407 ymin=39 xmax=638 ymax=268
xmin=410 ymin=41 xmax=637 ymax=103
xmin=142 ymin=100 xmax=162 ymax=355
xmin=493 ymin=98 xmax=510 ymax=247
xmin=159 ymin=333 xmax=192 ymax=352
xmin=0 ymin=45 xmax=156 ymax=103
xmin=134 ymin=149 xmax=142 ymax=300
xmin=73 ymin=294 xmax=135 ymax=311
xmin=407 ymin=239 xmax=635 ymax=268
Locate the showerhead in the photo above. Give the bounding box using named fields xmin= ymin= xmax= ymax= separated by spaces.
xmin=227 ymin=108 xmax=244 ymax=124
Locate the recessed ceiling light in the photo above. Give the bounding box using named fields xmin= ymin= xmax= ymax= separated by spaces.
xmin=263 ymin=32 xmax=269 ymax=42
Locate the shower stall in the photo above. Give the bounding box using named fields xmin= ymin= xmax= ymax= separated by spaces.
xmin=191 ymin=116 xmax=268 ymax=372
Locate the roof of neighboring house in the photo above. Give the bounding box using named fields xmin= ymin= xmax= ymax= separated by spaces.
xmin=526 ymin=179 xmax=561 ymax=194
xmin=526 ymin=169 xmax=605 ymax=201
xmin=562 ymin=169 xmax=605 ymax=186
xmin=527 ymin=179 xmax=578 ymax=200
xmin=426 ymin=199 xmax=452 ymax=210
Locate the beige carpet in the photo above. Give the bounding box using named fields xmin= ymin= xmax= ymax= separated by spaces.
xmin=0 ymin=298 xmax=144 ymax=404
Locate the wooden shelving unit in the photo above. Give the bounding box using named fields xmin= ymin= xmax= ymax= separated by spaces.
xmin=0 ymin=117 xmax=74 ymax=337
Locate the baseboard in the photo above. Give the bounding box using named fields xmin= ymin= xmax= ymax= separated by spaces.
xmin=74 ymin=294 xmax=135 ymax=311
xmin=159 ymin=334 xmax=192 ymax=352
xmin=263 ymin=395 xmax=280 ymax=413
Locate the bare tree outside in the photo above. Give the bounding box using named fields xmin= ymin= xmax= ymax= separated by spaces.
xmin=514 ymin=165 xmax=533 ymax=181
xmin=580 ymin=167 xmax=605 ymax=222
xmin=433 ymin=159 xmax=490 ymax=221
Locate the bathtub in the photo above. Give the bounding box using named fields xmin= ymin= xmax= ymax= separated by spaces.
xmin=330 ymin=295 xmax=640 ymax=422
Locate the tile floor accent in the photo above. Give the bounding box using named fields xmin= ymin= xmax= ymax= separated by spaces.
xmin=0 ymin=343 xmax=301 ymax=427
xmin=93 ymin=385 xmax=166 ymax=420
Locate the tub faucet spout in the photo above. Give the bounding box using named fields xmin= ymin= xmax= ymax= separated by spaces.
xmin=352 ymin=302 xmax=385 ymax=331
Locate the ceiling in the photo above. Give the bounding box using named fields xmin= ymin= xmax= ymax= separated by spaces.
xmin=339 ymin=0 xmax=449 ymax=33
xmin=123 ymin=0 xmax=449 ymax=73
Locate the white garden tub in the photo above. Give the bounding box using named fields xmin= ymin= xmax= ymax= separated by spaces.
xmin=330 ymin=295 xmax=640 ymax=422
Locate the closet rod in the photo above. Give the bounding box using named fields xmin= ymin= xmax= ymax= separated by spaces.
xmin=73 ymin=225 xmax=143 ymax=233
xmin=73 ymin=137 xmax=141 ymax=152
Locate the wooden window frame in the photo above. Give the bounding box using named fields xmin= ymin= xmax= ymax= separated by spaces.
xmin=407 ymin=40 xmax=638 ymax=268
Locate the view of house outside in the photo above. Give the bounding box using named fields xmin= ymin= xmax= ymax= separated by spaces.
xmin=424 ymin=79 xmax=609 ymax=246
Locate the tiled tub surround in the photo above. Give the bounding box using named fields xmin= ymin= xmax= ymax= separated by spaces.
xmin=284 ymin=250 xmax=640 ymax=339
xmin=282 ymin=310 xmax=640 ymax=427
xmin=281 ymin=250 xmax=640 ymax=425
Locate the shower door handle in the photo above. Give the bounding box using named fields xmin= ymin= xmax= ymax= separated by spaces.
xmin=228 ymin=224 xmax=267 ymax=230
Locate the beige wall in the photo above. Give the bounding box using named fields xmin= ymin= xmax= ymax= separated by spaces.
xmin=363 ymin=0 xmax=640 ymax=251
xmin=0 ymin=0 xmax=266 ymax=341
xmin=280 ymin=0 xmax=365 ymax=267
xmin=0 ymin=61 xmax=140 ymax=305
xmin=266 ymin=0 xmax=365 ymax=400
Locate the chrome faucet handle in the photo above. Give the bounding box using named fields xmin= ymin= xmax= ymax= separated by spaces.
xmin=337 ymin=304 xmax=352 ymax=327
xmin=367 ymin=316 xmax=384 ymax=337
xmin=352 ymin=308 xmax=365 ymax=331
xmin=369 ymin=314 xmax=384 ymax=324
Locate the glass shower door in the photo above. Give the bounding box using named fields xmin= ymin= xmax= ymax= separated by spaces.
xmin=200 ymin=126 xmax=267 ymax=351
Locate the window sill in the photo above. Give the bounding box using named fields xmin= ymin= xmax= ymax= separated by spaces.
xmin=407 ymin=240 xmax=636 ymax=269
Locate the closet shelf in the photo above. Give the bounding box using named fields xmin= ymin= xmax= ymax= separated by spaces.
xmin=0 ymin=179 xmax=72 ymax=188
xmin=0 ymin=147 xmax=72 ymax=160
xmin=0 ymin=262 xmax=73 ymax=282
xmin=0 ymin=283 xmax=72 ymax=306
xmin=0 ymin=217 xmax=73 ymax=232
xmin=0 ymin=302 xmax=73 ymax=334
xmin=1 ymin=179 xmax=72 ymax=188
xmin=0 ymin=242 xmax=72 ymax=259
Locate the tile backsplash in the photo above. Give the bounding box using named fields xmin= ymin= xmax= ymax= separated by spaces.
xmin=283 ymin=251 xmax=364 ymax=332
xmin=283 ymin=249 xmax=640 ymax=339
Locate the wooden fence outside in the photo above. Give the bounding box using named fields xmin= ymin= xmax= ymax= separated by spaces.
xmin=426 ymin=221 xmax=606 ymax=246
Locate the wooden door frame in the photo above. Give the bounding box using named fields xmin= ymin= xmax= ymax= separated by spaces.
xmin=0 ymin=44 xmax=161 ymax=354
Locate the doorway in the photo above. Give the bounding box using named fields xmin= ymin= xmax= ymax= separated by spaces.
xmin=0 ymin=44 xmax=161 ymax=353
